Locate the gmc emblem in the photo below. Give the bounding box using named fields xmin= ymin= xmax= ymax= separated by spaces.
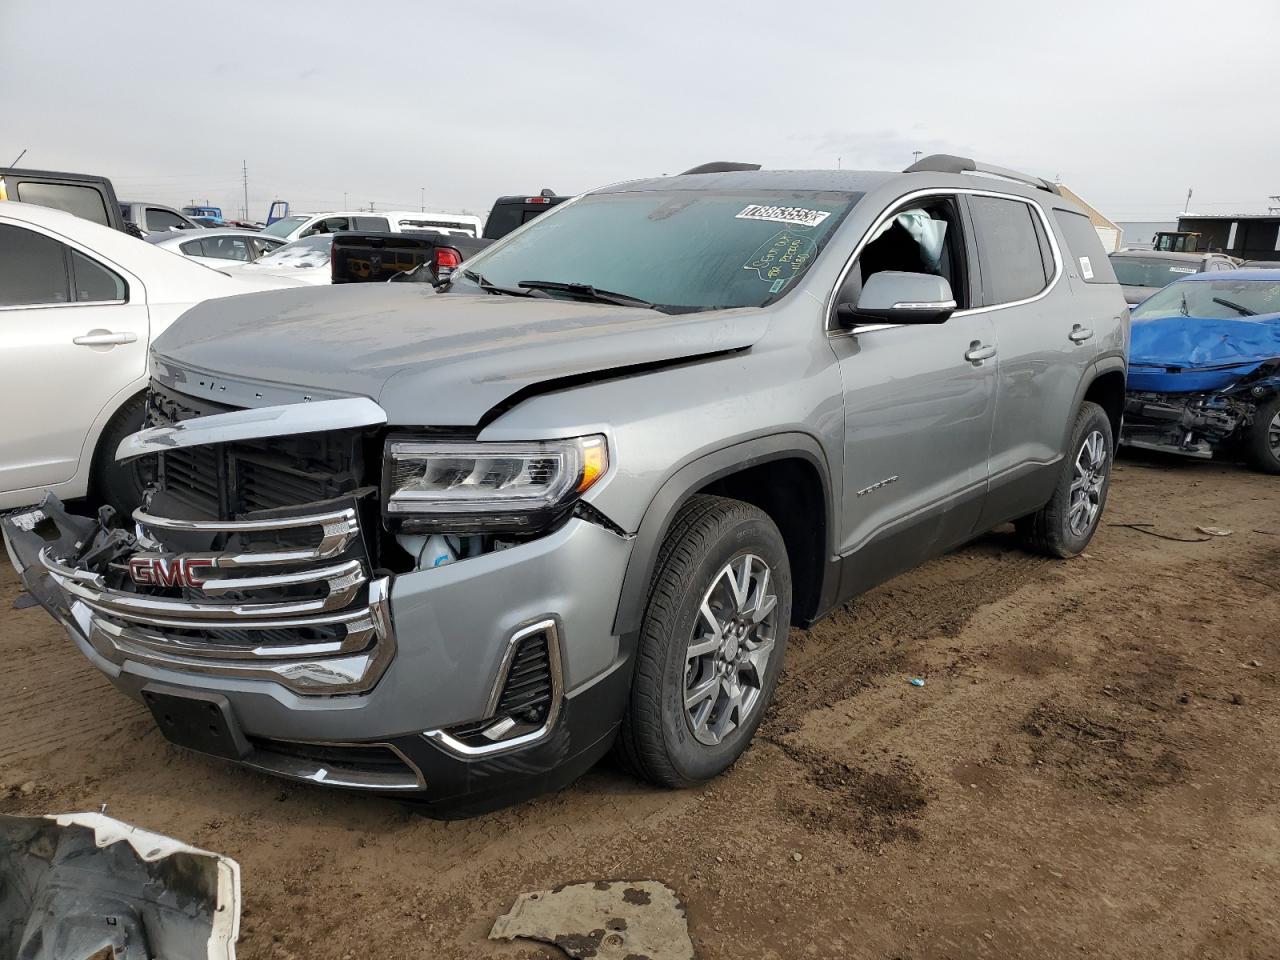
xmin=128 ymin=556 xmax=216 ymax=588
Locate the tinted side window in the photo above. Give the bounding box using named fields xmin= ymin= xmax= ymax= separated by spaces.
xmin=351 ymin=216 xmax=390 ymax=231
xmin=146 ymin=208 xmax=189 ymax=231
xmin=0 ymin=224 xmax=71 ymax=306
xmin=12 ymin=182 xmax=112 ymax=227
xmin=968 ymin=196 xmax=1050 ymax=304
xmin=1053 ymin=209 xmax=1118 ymax=284
xmin=70 ymin=250 xmax=126 ymax=301
xmin=180 ymin=239 xmax=205 ymax=255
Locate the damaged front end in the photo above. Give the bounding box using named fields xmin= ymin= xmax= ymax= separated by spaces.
xmin=3 ymin=374 xmax=636 ymax=803
xmin=1122 ymin=360 xmax=1280 ymax=460
xmin=0 ymin=812 xmax=239 ymax=960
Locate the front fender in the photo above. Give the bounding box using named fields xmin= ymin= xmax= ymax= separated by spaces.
xmin=611 ymin=431 xmax=836 ymax=637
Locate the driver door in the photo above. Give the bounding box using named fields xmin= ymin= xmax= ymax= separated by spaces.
xmin=828 ymin=194 xmax=997 ymax=596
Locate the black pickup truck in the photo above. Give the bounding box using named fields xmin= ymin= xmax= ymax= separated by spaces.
xmin=330 ymin=231 xmax=491 ymax=284
xmin=0 ymin=167 xmax=132 ymax=233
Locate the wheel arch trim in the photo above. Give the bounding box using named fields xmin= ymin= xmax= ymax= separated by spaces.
xmin=611 ymin=432 xmax=837 ymax=637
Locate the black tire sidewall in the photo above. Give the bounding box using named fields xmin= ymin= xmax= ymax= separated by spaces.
xmin=1052 ymin=403 xmax=1114 ymax=554
xmin=1246 ymin=396 xmax=1280 ymax=473
xmin=651 ymin=512 xmax=791 ymax=783
xmin=92 ymin=397 xmax=149 ymax=516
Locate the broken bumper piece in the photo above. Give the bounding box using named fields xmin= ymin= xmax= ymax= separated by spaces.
xmin=0 ymin=812 xmax=240 ymax=960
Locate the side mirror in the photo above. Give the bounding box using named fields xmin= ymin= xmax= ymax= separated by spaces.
xmin=837 ymin=271 xmax=956 ymax=326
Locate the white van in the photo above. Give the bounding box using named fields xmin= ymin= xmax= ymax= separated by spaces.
xmin=260 ymin=209 xmax=482 ymax=242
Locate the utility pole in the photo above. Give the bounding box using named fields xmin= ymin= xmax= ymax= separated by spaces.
xmin=241 ymin=160 xmax=249 ymax=221
xmin=420 ymin=187 xmax=425 ymax=212
xmin=836 ymin=157 xmax=841 ymax=170
xmin=912 ymin=150 xmax=922 ymax=164
xmin=369 ymin=201 xmax=375 ymax=213
xmin=343 ymin=192 xmax=348 ymax=209
xmin=1183 ymin=188 xmax=1193 ymax=215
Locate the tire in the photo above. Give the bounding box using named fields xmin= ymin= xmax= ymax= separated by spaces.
xmin=1016 ymin=401 xmax=1114 ymax=558
xmin=91 ymin=395 xmax=153 ymax=518
xmin=1244 ymin=396 xmax=1280 ymax=475
xmin=617 ymin=494 xmax=792 ymax=788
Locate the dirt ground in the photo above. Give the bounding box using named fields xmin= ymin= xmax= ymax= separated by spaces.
xmin=2 ymin=451 xmax=1278 ymax=960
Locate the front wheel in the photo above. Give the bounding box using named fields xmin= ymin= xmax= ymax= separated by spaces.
xmin=1016 ymin=401 xmax=1114 ymax=558
xmin=1244 ymin=396 xmax=1280 ymax=475
xmin=617 ymin=495 xmax=791 ymax=788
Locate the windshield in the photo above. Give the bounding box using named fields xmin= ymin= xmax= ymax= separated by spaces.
xmin=1132 ymin=278 xmax=1280 ymax=320
xmin=261 ymin=215 xmax=309 ymax=238
xmin=1110 ymin=256 xmax=1199 ymax=289
xmin=253 ymin=234 xmax=332 ymax=268
xmin=453 ymin=188 xmax=862 ymax=312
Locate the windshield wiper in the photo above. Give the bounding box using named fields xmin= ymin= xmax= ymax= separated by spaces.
xmin=1212 ymin=296 xmax=1255 ymax=317
xmin=1179 ymin=290 xmax=1189 ymax=316
xmin=452 ymin=269 xmax=541 ymax=297
xmin=517 ymin=280 xmax=654 ymax=309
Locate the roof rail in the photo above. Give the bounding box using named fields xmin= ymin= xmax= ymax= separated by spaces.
xmin=904 ymin=154 xmax=1060 ymax=195
xmin=679 ymin=161 xmax=762 ymax=176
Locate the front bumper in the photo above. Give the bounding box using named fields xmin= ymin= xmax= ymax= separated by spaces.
xmin=3 ymin=497 xmax=635 ymax=810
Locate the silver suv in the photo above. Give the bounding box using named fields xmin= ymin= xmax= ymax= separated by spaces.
xmin=3 ymin=156 xmax=1129 ymax=815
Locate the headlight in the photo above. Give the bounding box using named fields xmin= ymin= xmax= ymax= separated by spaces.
xmin=383 ymin=435 xmax=608 ymax=532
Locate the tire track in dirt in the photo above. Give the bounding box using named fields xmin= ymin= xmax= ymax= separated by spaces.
xmin=767 ymin=536 xmax=1054 ymax=733
xmin=0 ymin=623 xmax=143 ymax=777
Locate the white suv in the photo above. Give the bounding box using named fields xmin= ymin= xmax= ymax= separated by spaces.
xmin=0 ymin=201 xmax=301 ymax=513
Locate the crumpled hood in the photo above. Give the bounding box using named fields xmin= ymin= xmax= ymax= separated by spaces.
xmin=1128 ymin=312 xmax=1280 ymax=392
xmin=152 ymin=284 xmax=768 ymax=425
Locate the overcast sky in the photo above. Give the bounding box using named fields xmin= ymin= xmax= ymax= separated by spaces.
xmin=4 ymin=0 xmax=1277 ymax=223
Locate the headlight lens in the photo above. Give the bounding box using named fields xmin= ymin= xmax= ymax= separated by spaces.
xmin=384 ymin=435 xmax=608 ymax=531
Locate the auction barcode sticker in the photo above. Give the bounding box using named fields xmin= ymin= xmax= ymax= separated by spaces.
xmin=736 ymin=204 xmax=830 ymax=228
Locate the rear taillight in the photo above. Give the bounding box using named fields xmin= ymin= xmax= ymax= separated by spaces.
xmin=433 ymin=247 xmax=463 ymax=278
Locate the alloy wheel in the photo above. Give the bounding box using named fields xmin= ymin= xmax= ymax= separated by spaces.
xmin=1068 ymin=429 xmax=1108 ymax=537
xmin=683 ymin=553 xmax=778 ymax=746
xmin=1269 ymin=410 xmax=1280 ymax=457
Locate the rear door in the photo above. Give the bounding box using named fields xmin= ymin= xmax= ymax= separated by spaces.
xmin=967 ymin=194 xmax=1109 ymax=527
xmin=0 ymin=221 xmax=148 ymax=494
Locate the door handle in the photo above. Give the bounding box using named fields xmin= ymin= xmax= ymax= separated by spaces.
xmin=964 ymin=341 xmax=997 ymax=363
xmin=1069 ymin=324 xmax=1094 ymax=343
xmin=73 ymin=331 xmax=137 ymax=346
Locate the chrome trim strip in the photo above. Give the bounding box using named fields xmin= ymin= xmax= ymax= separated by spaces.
xmin=116 ymin=396 xmax=387 ymax=461
xmin=95 ymin=613 xmax=377 ymax=660
xmin=74 ymin=578 xmax=397 ymax=696
xmin=825 ymin=186 xmax=1065 ymax=337
xmin=423 ymin=618 xmax=564 ymax=758
xmin=133 ymin=507 xmax=359 ymax=566
xmin=243 ymin=740 xmax=424 ymax=791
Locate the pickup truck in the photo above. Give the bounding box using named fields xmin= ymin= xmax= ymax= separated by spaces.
xmin=330 ymin=231 xmax=490 ymax=283
xmin=3 ymin=156 xmax=1129 ymax=816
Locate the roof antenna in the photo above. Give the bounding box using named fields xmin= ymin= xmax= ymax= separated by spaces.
xmin=8 ymin=148 xmax=28 ymax=167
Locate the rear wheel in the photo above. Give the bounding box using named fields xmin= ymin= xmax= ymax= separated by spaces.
xmin=91 ymin=395 xmax=154 ymax=517
xmin=1244 ymin=396 xmax=1280 ymax=474
xmin=617 ymin=495 xmax=791 ymax=788
xmin=1016 ymin=401 xmax=1113 ymax=558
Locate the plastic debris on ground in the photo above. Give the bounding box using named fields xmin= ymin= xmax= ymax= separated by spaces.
xmin=490 ymin=880 xmax=693 ymax=960
xmin=0 ymin=812 xmax=240 ymax=960
xmin=910 ymin=678 xmax=926 ymax=687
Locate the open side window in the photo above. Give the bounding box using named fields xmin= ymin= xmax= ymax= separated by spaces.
xmin=835 ymin=195 xmax=972 ymax=316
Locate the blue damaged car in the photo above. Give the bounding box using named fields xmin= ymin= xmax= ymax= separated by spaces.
xmin=1122 ymin=270 xmax=1280 ymax=472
